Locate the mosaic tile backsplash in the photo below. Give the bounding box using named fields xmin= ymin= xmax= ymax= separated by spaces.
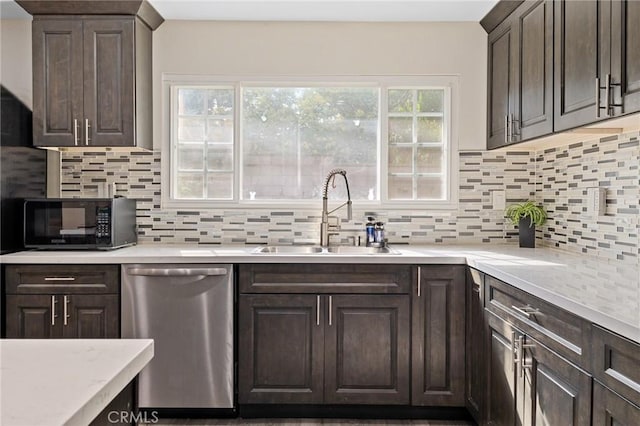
xmin=60 ymin=131 xmax=640 ymax=263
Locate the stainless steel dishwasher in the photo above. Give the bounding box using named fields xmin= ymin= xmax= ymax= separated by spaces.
xmin=121 ymin=264 xmax=234 ymax=410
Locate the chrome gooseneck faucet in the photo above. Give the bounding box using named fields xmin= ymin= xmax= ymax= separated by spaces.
xmin=320 ymin=169 xmax=352 ymax=247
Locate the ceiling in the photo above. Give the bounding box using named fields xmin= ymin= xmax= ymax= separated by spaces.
xmin=1 ymin=0 xmax=499 ymax=22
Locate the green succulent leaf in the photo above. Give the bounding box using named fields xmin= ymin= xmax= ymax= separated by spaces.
xmin=505 ymin=200 xmax=548 ymax=227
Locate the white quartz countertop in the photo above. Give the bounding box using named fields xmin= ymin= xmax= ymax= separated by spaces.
xmin=0 ymin=339 xmax=153 ymax=426
xmin=2 ymin=244 xmax=639 ymax=343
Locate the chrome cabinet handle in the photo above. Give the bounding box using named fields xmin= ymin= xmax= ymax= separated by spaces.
xmin=73 ymin=119 xmax=79 ymax=146
xmin=316 ymin=295 xmax=320 ymax=326
xmin=63 ymin=295 xmax=70 ymax=326
xmin=44 ymin=277 xmax=76 ymax=281
xmin=517 ymin=335 xmax=525 ymax=377
xmin=417 ymin=267 xmax=421 ymax=297
xmin=511 ymin=331 xmax=519 ymax=370
xmin=85 ymin=119 xmax=91 ymax=145
xmin=504 ymin=115 xmax=509 ymax=144
xmin=605 ymin=74 xmax=623 ymax=115
xmin=511 ymin=304 xmax=540 ymax=318
xmin=51 ymin=296 xmax=57 ymax=326
xmin=520 ymin=336 xmax=535 ymax=376
xmin=596 ymin=77 xmax=602 ymax=117
xmin=328 ymin=295 xmax=332 ymax=326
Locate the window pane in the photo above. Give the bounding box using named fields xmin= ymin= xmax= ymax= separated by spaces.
xmin=416 ymin=146 xmax=443 ymax=173
xmin=388 ymin=117 xmax=413 ymax=143
xmin=178 ymin=89 xmax=205 ymax=115
xmin=207 ymin=118 xmax=233 ymax=142
xmin=207 ymin=89 xmax=234 ymax=115
xmin=177 ymin=144 xmax=204 ymax=170
xmin=388 ymin=146 xmax=413 ymax=174
xmin=417 ymin=176 xmax=444 ymax=199
xmin=242 ymin=87 xmax=378 ymax=200
xmin=388 ymin=89 xmax=412 ymax=113
xmin=178 ymin=118 xmax=205 ymax=141
xmin=207 ymin=143 xmax=233 ymax=171
xmin=417 ymin=89 xmax=443 ymax=112
xmin=417 ymin=117 xmax=442 ymax=142
xmin=207 ymin=174 xmax=233 ymax=199
xmin=176 ymin=173 xmax=203 ymax=198
xmin=388 ymin=175 xmax=413 ymax=200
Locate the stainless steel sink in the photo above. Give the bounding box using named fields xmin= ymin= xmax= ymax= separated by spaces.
xmin=252 ymin=246 xmax=324 ymax=254
xmin=252 ymin=245 xmax=399 ymax=255
xmin=325 ymin=246 xmax=399 ymax=255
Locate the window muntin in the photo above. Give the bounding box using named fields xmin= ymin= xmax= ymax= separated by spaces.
xmin=167 ymin=78 xmax=455 ymax=208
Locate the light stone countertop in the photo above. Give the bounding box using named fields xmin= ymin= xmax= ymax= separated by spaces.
xmin=0 ymin=339 xmax=154 ymax=426
xmin=1 ymin=244 xmax=639 ymax=343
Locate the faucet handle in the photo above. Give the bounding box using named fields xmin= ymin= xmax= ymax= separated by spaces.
xmin=327 ymin=216 xmax=341 ymax=229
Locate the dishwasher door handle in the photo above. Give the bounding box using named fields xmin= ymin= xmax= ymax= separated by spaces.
xmin=127 ymin=267 xmax=228 ymax=277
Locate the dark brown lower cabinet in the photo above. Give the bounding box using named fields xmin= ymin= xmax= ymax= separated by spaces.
xmin=4 ymin=264 xmax=120 ymax=339
xmin=485 ymin=311 xmax=592 ymax=426
xmin=5 ymin=294 xmax=120 ymax=338
xmin=412 ymin=265 xmax=465 ymax=406
xmin=238 ymin=294 xmax=324 ymax=404
xmin=486 ymin=312 xmax=518 ymax=426
xmin=238 ymin=293 xmax=410 ymax=405
xmin=465 ymin=268 xmax=486 ymax=423
xmin=5 ymin=295 xmax=58 ymax=338
xmin=325 ymin=295 xmax=410 ymax=405
xmin=593 ymin=381 xmax=640 ymax=426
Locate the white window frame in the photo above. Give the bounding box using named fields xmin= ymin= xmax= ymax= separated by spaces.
xmin=161 ymin=74 xmax=459 ymax=210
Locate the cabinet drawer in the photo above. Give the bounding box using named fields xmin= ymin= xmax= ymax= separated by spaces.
xmin=5 ymin=265 xmax=119 ymax=294
xmin=592 ymin=325 xmax=640 ymax=407
xmin=239 ymin=264 xmax=411 ymax=294
xmin=485 ymin=275 xmax=591 ymax=369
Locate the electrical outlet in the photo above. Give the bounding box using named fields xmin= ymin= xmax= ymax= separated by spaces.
xmin=586 ymin=187 xmax=606 ymax=218
xmin=492 ymin=190 xmax=506 ymax=210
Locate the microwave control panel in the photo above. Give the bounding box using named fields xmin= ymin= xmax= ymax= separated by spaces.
xmin=96 ymin=207 xmax=111 ymax=239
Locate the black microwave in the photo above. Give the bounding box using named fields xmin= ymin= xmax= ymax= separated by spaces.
xmin=24 ymin=198 xmax=137 ymax=250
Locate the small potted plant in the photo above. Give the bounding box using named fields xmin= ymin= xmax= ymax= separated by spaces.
xmin=505 ymin=201 xmax=547 ymax=248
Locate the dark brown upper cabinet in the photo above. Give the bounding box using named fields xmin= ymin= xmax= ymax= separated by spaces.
xmin=555 ymin=0 xmax=640 ymax=131
xmin=487 ymin=0 xmax=553 ymax=149
xmin=31 ymin=16 xmax=153 ymax=149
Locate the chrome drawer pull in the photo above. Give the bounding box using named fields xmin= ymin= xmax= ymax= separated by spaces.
xmin=512 ymin=304 xmax=540 ymax=318
xmin=51 ymin=296 xmax=57 ymax=326
xmin=316 ymin=295 xmax=320 ymax=326
xmin=63 ymin=295 xmax=70 ymax=326
xmin=44 ymin=277 xmax=76 ymax=281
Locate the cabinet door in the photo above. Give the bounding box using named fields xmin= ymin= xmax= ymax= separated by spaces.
xmin=519 ymin=335 xmax=592 ymax=426
xmin=83 ymin=19 xmax=135 ymax=147
xmin=486 ymin=312 xmax=519 ymax=426
xmin=63 ymin=294 xmax=119 ymax=338
xmin=611 ymin=0 xmax=640 ymax=115
xmin=593 ymin=381 xmax=640 ymax=426
xmin=554 ymin=0 xmax=607 ymax=131
xmin=465 ymin=268 xmax=486 ymax=422
xmin=325 ymin=295 xmax=410 ymax=405
xmin=5 ymin=295 xmax=60 ymax=338
xmin=412 ymin=266 xmax=465 ymax=406
xmin=487 ymin=17 xmax=515 ymax=149
xmin=512 ymin=0 xmax=553 ymax=142
xmin=238 ymin=294 xmax=324 ymax=404
xmin=32 ymin=18 xmax=84 ymax=147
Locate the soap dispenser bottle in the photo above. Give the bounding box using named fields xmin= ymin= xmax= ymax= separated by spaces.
xmin=365 ymin=217 xmax=376 ymax=247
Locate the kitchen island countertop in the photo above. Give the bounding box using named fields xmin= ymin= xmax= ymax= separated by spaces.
xmin=2 ymin=244 xmax=638 ymax=343
xmin=0 ymin=339 xmax=153 ymax=426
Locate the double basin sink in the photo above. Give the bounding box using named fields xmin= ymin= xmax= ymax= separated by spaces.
xmin=252 ymin=245 xmax=400 ymax=255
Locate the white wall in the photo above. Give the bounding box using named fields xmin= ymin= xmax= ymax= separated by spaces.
xmin=0 ymin=19 xmax=32 ymax=107
xmin=153 ymin=20 xmax=487 ymax=151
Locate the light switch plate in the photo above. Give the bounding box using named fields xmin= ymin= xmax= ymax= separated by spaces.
xmin=492 ymin=190 xmax=506 ymax=210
